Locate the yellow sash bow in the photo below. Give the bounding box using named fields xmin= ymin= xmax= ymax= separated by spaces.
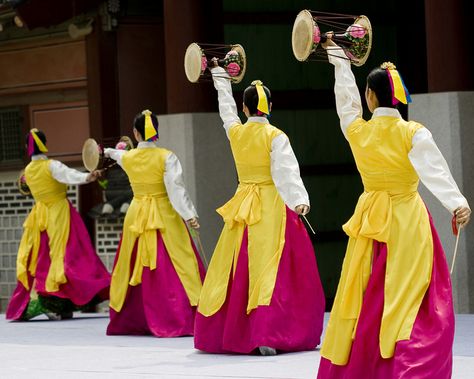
xmin=109 ymin=193 xmax=202 ymax=312
xmin=340 ymin=191 xmax=392 ymax=318
xmin=217 ymin=184 xmax=262 ymax=229
xmin=198 ymin=182 xmax=286 ymax=316
xmin=321 ymin=190 xmax=432 ymax=364
xmin=17 ymin=202 xmax=48 ymax=290
xmin=128 ymin=196 xmax=165 ymax=286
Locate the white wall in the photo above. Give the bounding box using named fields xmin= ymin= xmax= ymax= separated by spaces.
xmin=409 ymin=92 xmax=474 ymax=313
xmin=158 ymin=113 xmax=237 ymax=262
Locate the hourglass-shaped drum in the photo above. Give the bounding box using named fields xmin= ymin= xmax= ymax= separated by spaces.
xmin=184 ymin=43 xmax=247 ymax=83
xmin=292 ymin=10 xmax=372 ymax=66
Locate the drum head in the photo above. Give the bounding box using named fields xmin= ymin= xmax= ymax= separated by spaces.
xmin=184 ymin=43 xmax=204 ymax=83
xmin=229 ymin=44 xmax=246 ymax=83
xmin=345 ymin=15 xmax=372 ymax=66
xmin=292 ymin=10 xmax=316 ymax=61
xmin=82 ymin=138 xmax=100 ymax=172
xmin=17 ymin=169 xmax=31 ymax=196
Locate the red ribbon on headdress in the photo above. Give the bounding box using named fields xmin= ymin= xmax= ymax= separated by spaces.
xmin=27 ymin=129 xmax=48 ymax=157
xmin=386 ymin=69 xmax=412 ymax=105
xmin=27 ymin=133 xmax=35 ymax=157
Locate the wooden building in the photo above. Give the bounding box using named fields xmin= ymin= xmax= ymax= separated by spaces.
xmin=0 ymin=0 xmax=472 ymax=313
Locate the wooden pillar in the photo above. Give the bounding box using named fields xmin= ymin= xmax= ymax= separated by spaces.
xmin=116 ymin=18 xmax=167 ymax=136
xmin=425 ymin=0 xmax=473 ymax=92
xmin=163 ymin=0 xmax=223 ymax=113
xmin=82 ymin=18 xmax=121 ymax=234
xmin=85 ymin=16 xmax=121 ymax=141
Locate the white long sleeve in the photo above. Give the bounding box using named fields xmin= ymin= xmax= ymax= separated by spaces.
xmin=104 ymin=148 xmax=126 ymax=168
xmin=271 ymin=134 xmax=310 ymax=210
xmin=163 ymin=153 xmax=198 ymax=220
xmin=211 ymin=66 xmax=241 ymax=136
xmin=328 ymin=46 xmax=363 ymax=138
xmin=409 ymin=128 xmax=469 ymax=213
xmin=49 ymin=160 xmax=89 ymax=185
xmin=30 ymin=154 xmax=89 ymax=185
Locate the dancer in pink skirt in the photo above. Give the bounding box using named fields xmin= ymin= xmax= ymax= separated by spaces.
xmin=194 ymin=62 xmax=325 ymax=355
xmin=105 ymin=110 xmax=205 ymax=337
xmin=317 ymin=39 xmax=471 ymax=378
xmin=6 ymin=129 xmax=110 ymax=321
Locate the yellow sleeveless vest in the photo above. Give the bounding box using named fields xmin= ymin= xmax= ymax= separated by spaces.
xmin=109 ymin=147 xmax=202 ymax=312
xmin=321 ymin=116 xmax=433 ymax=364
xmin=198 ymin=121 xmax=287 ymax=316
xmin=17 ymin=159 xmax=70 ymax=292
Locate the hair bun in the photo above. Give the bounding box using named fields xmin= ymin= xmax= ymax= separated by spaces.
xmin=380 ymin=61 xmax=397 ymax=70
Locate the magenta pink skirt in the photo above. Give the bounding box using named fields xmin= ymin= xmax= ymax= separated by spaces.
xmin=194 ymin=207 xmax=326 ymax=354
xmin=6 ymin=202 xmax=111 ymax=320
xmin=317 ymin=212 xmax=454 ymax=379
xmin=106 ymin=229 xmax=206 ymax=337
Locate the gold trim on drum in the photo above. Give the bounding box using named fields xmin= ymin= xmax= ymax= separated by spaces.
xmin=350 ymin=15 xmax=372 ymax=67
xmin=292 ymin=10 xmax=373 ymax=66
xmin=184 ymin=42 xmax=204 ymax=83
xmin=292 ymin=10 xmax=316 ymax=62
xmin=82 ymin=138 xmax=100 ymax=172
xmin=184 ymin=42 xmax=247 ymax=84
xmin=229 ymin=44 xmax=246 ymax=83
xmin=17 ymin=169 xmax=31 ymax=196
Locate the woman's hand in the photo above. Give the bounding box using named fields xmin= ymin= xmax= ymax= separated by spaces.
xmin=187 ymin=217 xmax=200 ymax=229
xmin=103 ymin=148 xmax=112 ymax=158
xmin=209 ymin=57 xmax=219 ymax=69
xmin=455 ymin=206 xmax=471 ymax=227
xmin=86 ymin=170 xmax=101 ymax=183
xmin=321 ymin=32 xmax=337 ymax=49
xmin=294 ymin=204 xmax=310 ymax=216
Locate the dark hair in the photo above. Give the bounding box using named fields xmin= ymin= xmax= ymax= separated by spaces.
xmin=133 ymin=111 xmax=159 ymax=140
xmin=366 ymin=67 xmax=396 ymax=108
xmin=25 ymin=129 xmax=47 ymax=156
xmin=243 ymin=84 xmax=271 ymax=115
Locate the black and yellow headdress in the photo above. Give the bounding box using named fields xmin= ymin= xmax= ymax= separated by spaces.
xmin=141 ymin=109 xmax=159 ymax=141
xmin=251 ymin=80 xmax=270 ymax=115
xmin=27 ymin=128 xmax=48 ymax=157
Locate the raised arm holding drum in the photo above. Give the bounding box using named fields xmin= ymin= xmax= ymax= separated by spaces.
xmin=192 ymin=46 xmax=325 ymax=356
xmin=311 ymin=24 xmax=470 ymax=379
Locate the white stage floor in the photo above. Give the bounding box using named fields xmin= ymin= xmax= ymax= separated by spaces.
xmin=1 ymin=313 xmax=473 ymax=379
